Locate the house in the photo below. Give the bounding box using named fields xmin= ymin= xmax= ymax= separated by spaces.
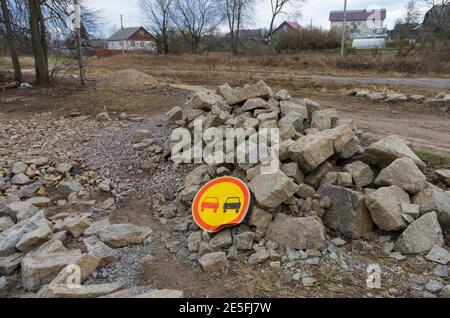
xmin=273 ymin=21 xmax=302 ymax=36
xmin=387 ymin=23 xmax=420 ymax=41
xmin=270 ymin=21 xmax=302 ymax=45
xmin=237 ymin=29 xmax=266 ymax=41
xmin=87 ymin=39 xmax=108 ymax=50
xmin=107 ymin=27 xmax=156 ymax=51
xmin=329 ymin=9 xmax=387 ymax=39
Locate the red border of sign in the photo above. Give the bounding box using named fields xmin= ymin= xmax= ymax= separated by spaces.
xmin=192 ymin=177 xmax=251 ymax=233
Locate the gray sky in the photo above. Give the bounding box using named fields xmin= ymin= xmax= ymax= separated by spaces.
xmin=88 ymin=0 xmax=429 ymax=37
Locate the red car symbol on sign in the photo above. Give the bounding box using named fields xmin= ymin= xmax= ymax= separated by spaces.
xmin=201 ymin=197 xmax=220 ymax=213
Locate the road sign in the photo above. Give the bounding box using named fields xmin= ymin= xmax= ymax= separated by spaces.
xmin=192 ymin=177 xmax=251 ymax=233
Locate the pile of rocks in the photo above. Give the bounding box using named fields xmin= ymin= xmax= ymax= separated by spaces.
xmin=0 ymin=157 xmax=177 ymax=298
xmin=349 ymin=90 xmax=450 ymax=111
xmin=424 ymin=92 xmax=450 ymax=109
xmin=163 ymin=81 xmax=450 ymax=293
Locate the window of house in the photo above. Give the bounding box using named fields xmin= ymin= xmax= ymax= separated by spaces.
xmin=139 ymin=31 xmax=144 ymax=36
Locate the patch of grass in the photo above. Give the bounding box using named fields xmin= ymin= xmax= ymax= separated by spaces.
xmin=374 ymin=254 xmax=391 ymax=262
xmin=233 ymin=263 xmax=298 ymax=298
xmin=416 ymin=151 xmax=450 ymax=170
xmin=0 ymin=56 xmax=76 ymax=70
xmin=314 ymin=272 xmax=342 ymax=289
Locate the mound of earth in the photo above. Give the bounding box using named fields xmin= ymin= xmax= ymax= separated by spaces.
xmin=98 ymin=69 xmax=158 ymax=91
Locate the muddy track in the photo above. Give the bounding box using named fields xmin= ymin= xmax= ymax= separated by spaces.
xmin=309 ymin=76 xmax=450 ymax=89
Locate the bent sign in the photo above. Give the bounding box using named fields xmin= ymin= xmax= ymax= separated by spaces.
xmin=192 ymin=177 xmax=251 ymax=233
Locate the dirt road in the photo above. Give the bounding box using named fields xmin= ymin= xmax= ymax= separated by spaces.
xmin=309 ymin=76 xmax=450 ymax=90
xmin=310 ymin=95 xmax=450 ymax=157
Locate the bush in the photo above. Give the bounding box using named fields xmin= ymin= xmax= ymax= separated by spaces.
xmin=274 ymin=29 xmax=341 ymax=53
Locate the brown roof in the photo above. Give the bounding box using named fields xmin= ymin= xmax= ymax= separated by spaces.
xmin=329 ymin=9 xmax=386 ymax=22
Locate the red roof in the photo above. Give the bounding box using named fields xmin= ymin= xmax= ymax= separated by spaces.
xmin=273 ymin=21 xmax=302 ymax=34
xmin=285 ymin=21 xmax=301 ymax=30
xmin=329 ymin=9 xmax=387 ymax=22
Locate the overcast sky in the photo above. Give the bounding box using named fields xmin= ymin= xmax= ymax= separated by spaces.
xmin=87 ymin=0 xmax=430 ymax=38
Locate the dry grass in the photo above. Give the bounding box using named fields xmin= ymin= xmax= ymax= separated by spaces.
xmin=88 ymin=53 xmax=450 ymax=79
xmin=0 ymin=80 xmax=187 ymax=120
xmin=0 ymin=56 xmax=35 ymax=69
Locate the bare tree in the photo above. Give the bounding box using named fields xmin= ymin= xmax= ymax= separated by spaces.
xmin=171 ymin=0 xmax=219 ymax=53
xmin=1 ymin=0 xmax=22 ymax=82
xmin=421 ymin=0 xmax=450 ymax=39
xmin=268 ymin=0 xmax=305 ymax=43
xmin=422 ymin=0 xmax=449 ymax=5
xmin=28 ymin=0 xmax=49 ymax=85
xmin=2 ymin=0 xmax=99 ymax=85
xmin=140 ymin=0 xmax=172 ymax=54
xmin=222 ymin=0 xmax=254 ymax=55
xmin=404 ymin=0 xmax=421 ymax=24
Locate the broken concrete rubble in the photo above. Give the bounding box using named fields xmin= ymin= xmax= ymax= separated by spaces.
xmin=266 ymin=214 xmax=325 ymax=250
xmin=164 ymin=81 xmax=449 ymax=281
xmin=375 ymin=157 xmax=427 ymax=194
xmin=289 ymin=133 xmax=334 ymax=173
xmin=1 ymin=79 xmax=449 ymax=298
xmin=21 ymin=249 xmax=82 ymax=292
xmin=39 ymin=282 xmax=124 ymax=298
xmin=412 ymin=185 xmax=450 ymax=232
xmin=218 ymin=81 xmax=273 ymax=106
xmin=363 ymin=135 xmax=426 ymax=169
xmin=318 ymin=185 xmax=373 ymax=239
xmin=83 ymin=236 xmax=118 ymax=267
xmin=249 ymin=170 xmax=298 ymax=208
xmin=365 ymin=186 xmax=410 ymax=232
xmin=199 ymin=252 xmax=229 ymax=272
xmin=344 ymin=161 xmax=374 ymax=187
xmin=98 ymin=224 xmax=153 ymax=248
xmin=395 ymin=212 xmax=444 ymax=254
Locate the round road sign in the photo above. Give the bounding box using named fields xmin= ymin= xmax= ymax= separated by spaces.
xmin=192 ymin=177 xmax=251 ymax=233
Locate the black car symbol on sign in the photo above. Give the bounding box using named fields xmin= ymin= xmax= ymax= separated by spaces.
xmin=223 ymin=197 xmax=242 ymax=213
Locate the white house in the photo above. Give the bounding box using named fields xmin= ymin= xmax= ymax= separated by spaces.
xmin=329 ymin=9 xmax=387 ymax=39
xmin=107 ymin=27 xmax=156 ymax=51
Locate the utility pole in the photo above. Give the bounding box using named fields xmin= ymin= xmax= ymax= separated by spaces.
xmin=120 ymin=14 xmax=126 ymax=55
xmin=74 ymin=0 xmax=86 ymax=86
xmin=341 ymin=0 xmax=348 ymax=57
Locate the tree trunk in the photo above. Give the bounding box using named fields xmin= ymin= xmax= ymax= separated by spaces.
xmin=192 ymin=37 xmax=200 ymax=54
xmin=1 ymin=0 xmax=22 ymax=82
xmin=28 ymin=0 xmax=49 ymax=85
xmin=268 ymin=15 xmax=276 ymax=43
xmin=230 ymin=30 xmax=238 ymax=55
xmin=38 ymin=4 xmax=48 ymax=62
xmin=268 ymin=15 xmax=277 ymax=54
xmin=163 ymin=34 xmax=169 ymax=54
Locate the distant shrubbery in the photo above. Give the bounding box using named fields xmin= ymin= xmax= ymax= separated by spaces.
xmin=274 ymin=29 xmax=341 ymax=53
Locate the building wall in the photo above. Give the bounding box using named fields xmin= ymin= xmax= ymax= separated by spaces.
xmin=108 ymin=40 xmax=155 ymax=51
xmin=331 ymin=20 xmax=385 ymax=38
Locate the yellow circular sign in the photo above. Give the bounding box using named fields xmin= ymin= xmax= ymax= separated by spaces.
xmin=192 ymin=177 xmax=251 ymax=233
